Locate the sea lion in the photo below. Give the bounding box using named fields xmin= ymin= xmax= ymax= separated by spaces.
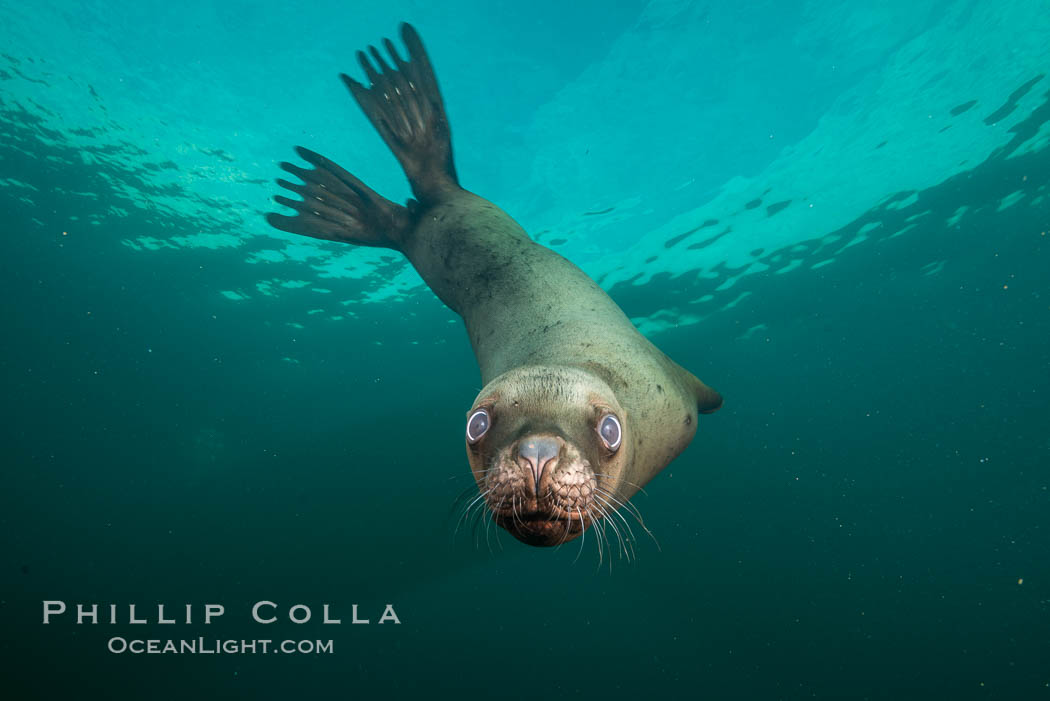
xmin=267 ymin=23 xmax=722 ymax=548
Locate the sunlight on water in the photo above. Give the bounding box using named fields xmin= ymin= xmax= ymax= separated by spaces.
xmin=3 ymin=0 xmax=1047 ymax=340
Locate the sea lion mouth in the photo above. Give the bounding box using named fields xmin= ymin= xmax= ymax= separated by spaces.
xmin=481 ymin=437 xmax=601 ymax=546
xmin=491 ymin=507 xmax=590 ymax=547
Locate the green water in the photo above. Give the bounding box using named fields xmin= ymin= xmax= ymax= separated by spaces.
xmin=2 ymin=1 xmax=1048 ymax=698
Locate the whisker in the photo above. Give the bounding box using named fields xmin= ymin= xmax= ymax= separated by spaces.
xmin=471 ymin=497 xmax=492 ymax=551
xmin=589 ymin=507 xmax=604 ymax=572
xmin=590 ymin=473 xmax=649 ymax=497
xmin=596 ymin=484 xmax=645 ymax=522
xmin=555 ymin=510 xmax=572 ymax=549
xmin=492 ymin=497 xmax=506 ymax=551
xmin=586 ymin=505 xmax=607 ymax=571
xmin=596 ymin=487 xmax=660 ymax=551
xmin=447 ymin=485 xmax=482 ymax=545
xmin=462 ymin=491 xmax=491 ymax=548
xmin=573 ymin=507 xmax=586 ymax=564
xmin=593 ymin=499 xmax=628 ymax=562
xmin=599 ymin=514 xmax=614 ymax=573
xmin=455 ymin=488 xmax=491 ymax=536
xmin=484 ymin=499 xmax=495 ymax=554
xmin=446 ymin=473 xmax=472 ymax=481
xmin=594 ymin=493 xmax=639 ymax=562
xmin=594 ymin=492 xmax=638 ymax=545
xmin=470 ymin=504 xmax=482 ymax=550
xmin=448 ymin=483 xmax=479 ymax=510
xmin=448 ymin=484 xmax=482 ymax=518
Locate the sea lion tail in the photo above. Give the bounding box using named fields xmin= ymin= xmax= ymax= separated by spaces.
xmin=340 ymin=23 xmax=459 ymax=204
xmin=267 ymin=146 xmax=410 ymax=250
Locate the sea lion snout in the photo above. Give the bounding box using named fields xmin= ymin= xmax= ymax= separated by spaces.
xmin=516 ymin=435 xmax=563 ymax=493
xmin=480 ymin=435 xmax=600 ymax=545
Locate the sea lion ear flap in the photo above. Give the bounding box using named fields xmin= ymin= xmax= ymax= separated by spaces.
xmin=679 ymin=367 xmax=723 ymax=414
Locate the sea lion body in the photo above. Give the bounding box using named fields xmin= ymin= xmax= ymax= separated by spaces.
xmin=268 ymin=24 xmax=721 ymax=547
xmin=406 ymin=191 xmax=706 ymax=486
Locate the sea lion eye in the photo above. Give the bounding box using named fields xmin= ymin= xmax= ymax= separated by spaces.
xmin=597 ymin=413 xmax=622 ymax=451
xmin=466 ymin=408 xmax=490 ymax=443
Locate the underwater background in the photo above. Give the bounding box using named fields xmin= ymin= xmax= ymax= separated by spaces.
xmin=2 ymin=0 xmax=1048 ymax=698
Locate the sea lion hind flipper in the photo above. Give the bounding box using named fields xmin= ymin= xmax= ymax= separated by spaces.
xmin=266 ymin=146 xmax=410 ymax=250
xmin=341 ymin=23 xmax=458 ymax=204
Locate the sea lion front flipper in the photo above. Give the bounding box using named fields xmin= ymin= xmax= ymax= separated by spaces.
xmin=340 ymin=23 xmax=459 ymax=205
xmin=266 ymin=146 xmax=410 ymax=250
xmin=679 ymin=366 xmax=723 ymax=414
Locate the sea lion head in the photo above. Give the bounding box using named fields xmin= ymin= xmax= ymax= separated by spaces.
xmin=464 ymin=365 xmax=631 ymax=546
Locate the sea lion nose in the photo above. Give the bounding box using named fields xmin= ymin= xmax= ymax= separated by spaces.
xmin=517 ymin=436 xmax=561 ymax=491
